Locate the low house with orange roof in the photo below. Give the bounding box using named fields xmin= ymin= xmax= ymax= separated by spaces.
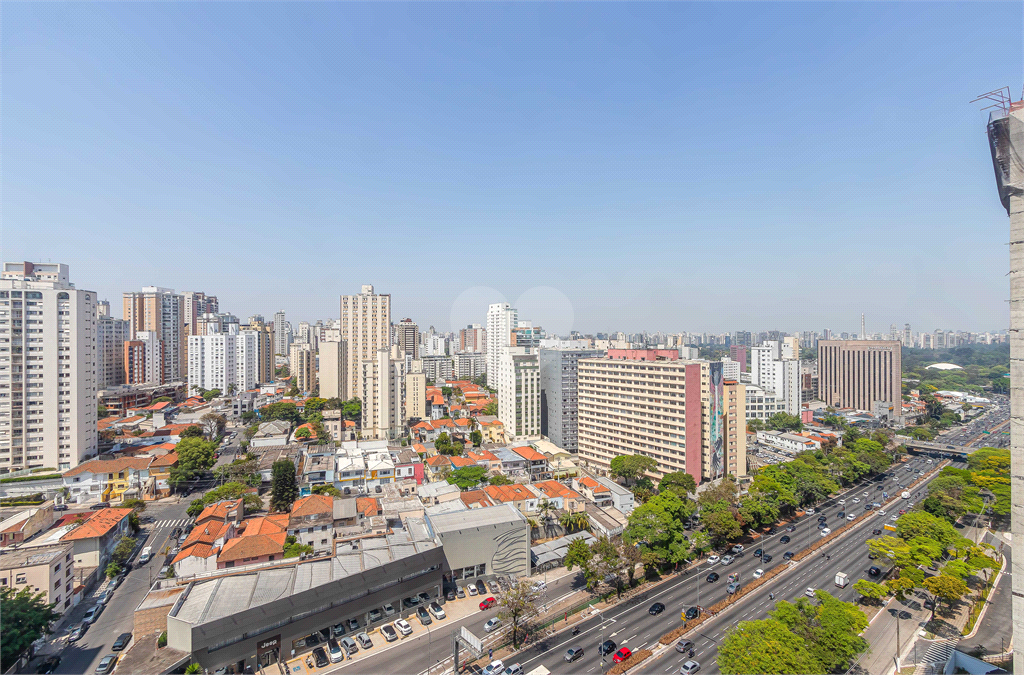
xmin=287 ymin=494 xmax=335 ymax=554
xmin=483 ymin=483 xmax=540 ymax=515
xmin=60 ymin=508 xmax=133 ymax=572
xmin=574 ymin=476 xmax=613 ymax=508
xmin=148 ymin=451 xmax=179 ymax=499
xmin=511 ymin=446 xmax=549 ymax=480
xmin=172 ymin=499 xmax=244 ymax=576
xmin=424 ymin=455 xmax=453 ymax=481
xmin=531 ymin=480 xmax=585 ymax=513
xmin=217 ymin=530 xmax=286 ymax=569
xmin=459 ymin=490 xmax=495 ymax=509
xmin=448 ymin=456 xmax=477 ymax=471
xmin=322 ymin=409 xmax=356 ymax=442
xmin=62 ymin=456 xmax=154 ymax=505
xmin=476 ymin=417 xmax=506 ymax=445
xmin=293 ymin=422 xmax=318 ymax=442
xmin=466 ymin=449 xmax=501 ymax=473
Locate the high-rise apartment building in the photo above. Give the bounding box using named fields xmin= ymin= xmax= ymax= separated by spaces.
xmin=498 ymin=347 xmax=540 ymax=440
xmin=96 ymin=306 xmax=128 ymax=388
xmin=454 ymin=352 xmax=486 ymax=380
xmin=182 ymin=291 xmax=219 ymax=336
xmin=340 ymin=285 xmax=392 ymax=409
xmin=188 ymin=330 xmax=258 ymax=395
xmin=486 ymin=303 xmax=517 ymax=382
xmin=123 ymin=332 xmax=163 ymax=385
xmin=0 ymin=262 xmax=97 ymax=472
xmin=538 ymin=346 xmax=603 ymax=452
xmin=289 ymin=343 xmax=315 ymax=394
xmin=318 ymin=339 xmax=348 ymax=400
xmin=241 ymin=318 xmax=274 ymax=384
xmin=817 ymin=340 xmax=901 ymax=416
xmin=728 ymin=345 xmax=747 ymax=372
xmin=361 ymin=349 xmax=406 ymax=439
xmin=577 ymin=350 xmax=745 ymax=485
xmin=751 ymin=341 xmax=801 ymax=415
xmin=511 ymin=323 xmax=544 ymax=350
xmin=123 ymin=287 xmax=184 ymax=382
xmin=396 ymin=319 xmax=419 ymax=359
xmin=273 ymin=310 xmax=291 ymax=358
xmin=459 ymin=324 xmax=486 ymax=353
xmin=405 ymin=369 xmax=426 ymax=423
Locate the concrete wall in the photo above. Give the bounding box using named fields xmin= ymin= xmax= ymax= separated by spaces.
xmin=433 ymin=516 xmax=530 ymax=579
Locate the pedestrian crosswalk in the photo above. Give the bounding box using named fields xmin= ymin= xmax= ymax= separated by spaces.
xmin=153 ymin=518 xmax=191 ymax=529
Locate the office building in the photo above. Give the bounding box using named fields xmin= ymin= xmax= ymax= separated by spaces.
xmin=751 ymin=341 xmax=801 ymax=416
xmin=729 ymin=345 xmax=747 ymax=372
xmin=123 ymin=332 xmax=163 ymax=385
xmin=273 ymin=310 xmax=291 ymax=358
xmin=188 ymin=331 xmax=259 ymax=395
xmin=984 ymin=100 xmax=1024 ymax=672
xmin=498 ymin=347 xmax=540 ymax=440
xmin=538 ymin=346 xmax=603 ymax=452
xmin=340 ymin=285 xmax=391 ymax=408
xmin=0 ymin=262 xmax=98 ymax=472
xmin=459 ymin=324 xmax=486 ymax=353
xmin=817 ymin=340 xmax=901 ymax=415
xmin=289 ymin=343 xmax=315 ymax=394
xmin=486 ymin=303 xmax=518 ymax=381
xmin=395 ymin=318 xmax=419 ymax=359
xmin=577 ymin=350 xmax=745 ymax=484
xmin=123 ymin=286 xmax=184 ymax=382
xmin=96 ymin=308 xmax=128 ymax=388
xmin=318 ymin=339 xmax=348 ymax=400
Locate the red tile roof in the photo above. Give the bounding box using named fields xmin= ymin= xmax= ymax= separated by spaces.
xmin=448 ymin=456 xmax=476 ymax=468
xmin=512 ymin=446 xmax=546 ymax=462
xmin=196 ymin=499 xmax=243 ymax=524
xmin=238 ymin=514 xmax=288 ymax=536
xmin=150 ymin=452 xmax=179 ymax=468
xmin=533 ymin=480 xmax=581 ymax=501
xmin=218 ymin=532 xmax=286 ymax=562
xmin=290 ymin=494 xmax=332 ymax=517
xmin=356 ymin=497 xmax=379 ymax=517
xmin=172 ymin=542 xmax=218 ymax=564
xmin=484 ymin=484 xmax=535 ymax=504
xmin=63 ymin=457 xmax=153 ymax=478
xmin=60 ymin=509 xmax=133 ymax=541
xmin=460 ymin=490 xmax=495 ymax=508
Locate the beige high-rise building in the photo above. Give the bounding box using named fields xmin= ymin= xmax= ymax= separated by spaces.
xmin=405 ymin=370 xmax=426 ymax=422
xmin=396 ymin=318 xmax=419 ymax=359
xmin=96 ymin=305 xmax=128 ymax=388
xmin=123 ymin=287 xmax=184 ymax=382
xmin=289 ymin=343 xmax=315 ymax=394
xmin=577 ymin=350 xmax=746 ymax=485
xmin=242 ymin=319 xmax=274 ymax=385
xmin=340 ymin=285 xmax=391 ymax=406
xmin=319 ymin=339 xmax=348 ymax=400
xmin=817 ymin=340 xmax=901 ymax=416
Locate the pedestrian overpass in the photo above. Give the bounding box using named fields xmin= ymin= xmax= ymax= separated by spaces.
xmin=894 ymin=436 xmax=973 ymax=458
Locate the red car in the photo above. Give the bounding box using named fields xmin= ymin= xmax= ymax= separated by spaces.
xmin=612 ymin=647 xmax=632 ymax=663
xmin=479 ymin=597 xmax=496 ymax=610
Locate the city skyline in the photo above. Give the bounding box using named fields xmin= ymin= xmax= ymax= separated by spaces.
xmin=3 ymin=3 xmax=1022 ymax=331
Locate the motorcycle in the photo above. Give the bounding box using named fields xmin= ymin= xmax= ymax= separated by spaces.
xmin=572 ymin=626 xmax=580 ymax=636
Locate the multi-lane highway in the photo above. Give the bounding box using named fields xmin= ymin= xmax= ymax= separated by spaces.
xmin=500 ymin=455 xmax=955 ymax=675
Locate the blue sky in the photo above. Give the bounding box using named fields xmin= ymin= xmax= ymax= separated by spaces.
xmin=2 ymin=2 xmax=1020 ymax=335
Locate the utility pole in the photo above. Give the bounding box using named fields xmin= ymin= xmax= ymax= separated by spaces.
xmin=893 ymin=611 xmax=902 ymax=673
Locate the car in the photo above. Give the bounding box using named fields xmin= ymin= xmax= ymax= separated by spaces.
xmin=328 ymin=638 xmax=344 ymax=662
xmin=817 ymin=522 xmax=828 ymax=530
xmin=727 ymin=582 xmax=741 ymax=594
xmin=395 ymin=619 xmax=413 ymax=636
xmin=384 ymin=602 xmax=396 ymax=616
xmin=416 ymin=606 xmax=432 ymax=625
xmin=83 ymin=604 xmax=102 ymax=624
xmin=419 ymin=591 xmax=433 ymax=604
xmin=467 ymin=583 xmax=478 ymax=596
xmin=347 ymin=617 xmax=360 ymax=632
xmin=805 ymin=587 xmax=816 ymax=597
xmin=680 ymin=660 xmax=701 ymax=675
xmin=484 ymin=617 xmax=502 ymax=633
xmin=852 ymin=497 xmax=861 ymax=503
xmin=838 ymin=499 xmax=846 ymax=505
xmin=36 ymin=656 xmax=61 ymax=674
xmin=837 ymin=512 xmax=845 ymax=519
xmin=368 ymin=608 xmax=383 ymax=623
xmin=447 ymin=589 xmax=456 ymax=601
xmin=108 ymin=574 xmax=124 ymax=590
xmin=112 ymin=632 xmax=133 ymax=651
xmin=312 ymin=647 xmax=329 ymax=668
xmin=356 ymin=632 xmax=373 ymax=649
xmin=95 ymin=655 xmax=118 ymax=674
xmin=331 ymin=622 xmax=346 ymax=637
xmin=684 ymin=607 xmax=700 ymax=621
xmin=868 ymin=552 xmax=879 ymax=559
xmin=649 ymin=602 xmax=665 ymax=615
xmin=600 ymin=640 xmax=618 ymax=655
xmin=753 ymin=549 xmax=763 ymax=558
xmin=779 ymin=535 xmax=791 ymax=544
xmin=482 ymin=660 xmax=505 ymax=675
xmin=456 ymin=586 xmax=466 ymax=598
xmin=339 ymin=636 xmax=358 ymax=655
xmin=139 ymin=546 xmax=153 ymax=564
xmin=564 ymin=647 xmax=585 ymax=662
xmin=502 ymin=664 xmax=524 ymax=675
xmin=68 ymin=623 xmax=87 ymax=642
xmin=820 ymin=528 xmax=831 ymax=536
xmin=731 ymin=544 xmax=744 ymax=554
xmin=782 ymin=550 xmax=795 ymax=560
xmin=707 ymin=555 xmax=720 ymax=564
xmin=863 ymin=491 xmax=870 ymax=497
xmin=753 ymin=568 xmax=764 ymax=579
xmin=864 ymin=504 xmax=873 ymax=510
xmin=429 ymin=602 xmax=446 ymax=620
xmin=761 ymin=553 xmax=773 ymax=563
xmin=706 ymin=572 xmax=719 ymax=582
xmin=786 ymin=525 xmax=796 ymax=532
xmin=475 ymin=580 xmax=487 ymax=595
xmin=480 ymin=596 xmax=496 ymax=610
xmin=847 ymin=514 xmax=857 ymax=521
xmin=487 ymin=580 xmax=501 ymax=594
xmin=868 ymin=566 xmax=881 ymax=576
xmin=403 ymin=596 xmax=419 ymax=608
xmin=805 ymin=507 xmax=815 ymax=515
xmin=380 ymin=624 xmax=398 ymax=642
xmin=613 ymin=647 xmax=633 ymax=663
xmin=675 ymin=638 xmax=695 ymax=652
xmin=817 ymin=515 xmax=828 ymax=522
xmin=928 ymin=562 xmax=939 ymax=571
xmin=872 ymin=528 xmax=883 ymax=535
xmin=96 ymin=590 xmax=112 ymax=605
xmin=721 ymin=555 xmax=735 ymax=565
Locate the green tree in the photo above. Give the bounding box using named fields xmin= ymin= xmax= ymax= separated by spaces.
xmin=470 ymin=430 xmax=483 ymax=447
xmin=922 ymin=574 xmax=969 ymax=619
xmin=311 ymin=484 xmax=342 ymax=497
xmin=260 ymin=402 xmax=303 ymax=426
xmin=703 ymin=509 xmax=743 ymax=546
xmin=489 ymin=474 xmax=513 ymax=486
xmin=609 ymin=454 xmax=658 ymax=484
xmin=341 ymin=397 xmax=362 ymax=421
xmin=179 ymin=425 xmax=204 ymax=438
xmin=688 ymin=530 xmax=711 ymax=557
xmin=497 ymin=579 xmax=540 ymax=648
xmin=121 ymin=498 xmax=146 ymax=513
xmin=202 ymin=388 xmax=222 ymax=401
xmin=718 ymin=619 xmax=821 ymax=675
xmin=0 ymin=587 xmax=60 ymax=670
xmin=303 ymin=397 xmax=327 ymax=417
xmin=185 ymin=663 xmax=203 ymax=674
xmin=270 ymin=460 xmax=298 ymax=512
xmin=769 ymin=594 xmax=868 ymax=673
xmin=852 ymin=579 xmax=888 ymax=603
xmin=447 ymin=466 xmax=488 ymax=490
xmin=766 ymin=412 xmax=803 ymax=432
xmin=294 ymin=427 xmax=312 ymax=440
xmin=658 ymin=471 xmax=697 ymax=497
xmin=169 ymin=437 xmax=217 ymax=487
xmin=240 ymin=410 xmax=257 ymax=424
xmin=110 ymin=536 xmax=137 ymax=567
xmin=105 ymin=563 xmax=122 ymax=579
xmin=563 ymin=537 xmax=593 ymax=576
xmin=482 ymin=400 xmax=498 ymax=416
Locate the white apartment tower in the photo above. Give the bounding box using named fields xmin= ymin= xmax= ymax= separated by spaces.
xmin=340 ymin=285 xmax=391 ymax=407
xmin=486 ymin=303 xmax=518 ymax=382
xmin=318 ymin=339 xmax=348 ymax=400
xmin=751 ymin=341 xmax=801 ymax=416
xmin=187 ymin=330 xmax=258 ymax=395
xmin=273 ymin=310 xmax=291 ymax=358
xmin=123 ymin=286 xmax=184 ymax=382
xmin=289 ymin=343 xmax=315 ymax=394
xmin=498 ymin=346 xmax=540 ymax=440
xmin=0 ymin=262 xmax=98 ymax=472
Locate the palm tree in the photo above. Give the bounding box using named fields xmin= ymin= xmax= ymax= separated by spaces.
xmin=574 ymin=512 xmax=591 ymax=532
xmin=559 ymin=511 xmax=576 ymax=533
xmin=527 ymin=518 xmax=541 ymax=541
xmin=538 ymin=499 xmax=555 ymax=537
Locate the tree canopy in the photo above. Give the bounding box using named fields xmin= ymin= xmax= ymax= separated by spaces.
xmin=0 ymin=587 xmax=60 ymax=670
xmin=609 ymin=454 xmax=657 ymax=483
xmin=658 ymin=471 xmax=696 ymax=497
xmin=270 ymin=460 xmax=298 ymax=512
xmin=447 ymin=466 xmax=488 ymax=490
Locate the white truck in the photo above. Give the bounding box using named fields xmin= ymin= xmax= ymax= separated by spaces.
xmin=901 ymin=491 xmax=910 ymax=499
xmin=834 ymin=572 xmax=849 ymax=589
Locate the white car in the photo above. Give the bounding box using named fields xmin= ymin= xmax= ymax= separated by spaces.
xmin=852 ymin=498 xmax=860 ymax=503
xmin=820 ymin=528 xmax=831 ymax=536
xmin=890 ymin=515 xmax=898 ymax=521
xmin=383 ymin=603 xmax=396 ymax=616
xmin=721 ymin=555 xmax=735 ymax=566
xmin=484 ymin=617 xmax=502 ymax=633
xmin=863 ymin=492 xmax=870 ymax=497
xmin=707 ymin=555 xmax=720 ymax=564
xmin=482 ymin=660 xmax=505 ymax=675
xmin=752 ymin=568 xmax=764 ymax=579
xmin=394 ymin=619 xmax=412 ymax=636
xmin=467 ymin=584 xmax=479 ymax=596
xmin=838 ymin=499 xmax=846 ymax=505
xmin=805 ymin=507 xmax=815 ymax=515
xmin=805 ymin=587 xmax=816 ymax=598
xmin=878 ymin=509 xmax=887 ymax=516
xmin=847 ymin=514 xmax=856 ymax=521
